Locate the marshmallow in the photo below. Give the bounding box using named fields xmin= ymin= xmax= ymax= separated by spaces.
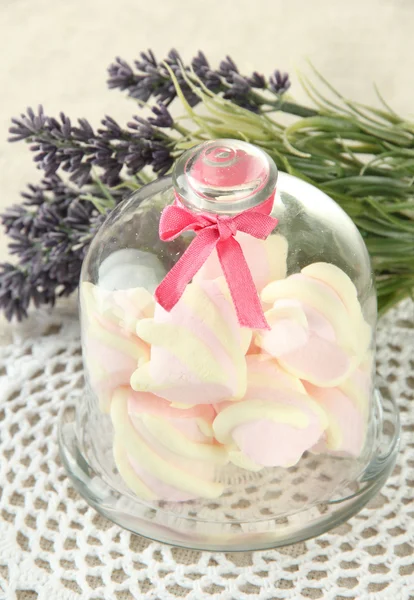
xmin=213 ymin=356 xmax=328 ymax=470
xmin=98 ymin=248 xmax=166 ymax=294
xmin=131 ymin=278 xmax=251 ymax=405
xmin=111 ymin=388 xmax=227 ymax=501
xmin=305 ymin=358 xmax=372 ymax=456
xmin=81 ymin=282 xmax=153 ymax=412
xmin=259 ymin=263 xmax=371 ymax=387
xmin=305 ymin=382 xmax=366 ymax=457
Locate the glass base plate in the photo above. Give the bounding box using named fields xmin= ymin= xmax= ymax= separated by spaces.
xmin=58 ymin=390 xmax=400 ymax=552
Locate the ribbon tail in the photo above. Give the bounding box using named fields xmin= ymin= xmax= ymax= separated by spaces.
xmin=217 ymin=237 xmax=270 ymax=330
xmin=155 ymin=228 xmax=219 ymax=311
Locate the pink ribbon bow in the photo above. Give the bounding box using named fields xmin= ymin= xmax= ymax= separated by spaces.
xmin=154 ymin=193 xmax=278 ymax=330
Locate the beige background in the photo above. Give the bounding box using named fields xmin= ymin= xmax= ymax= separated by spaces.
xmin=0 ymin=5 xmax=412 ymax=594
xmin=0 ymin=0 xmax=413 ymax=263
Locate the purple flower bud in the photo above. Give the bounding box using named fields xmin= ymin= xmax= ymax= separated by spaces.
xmin=148 ymin=104 xmax=173 ymax=129
xmin=269 ymin=70 xmax=291 ymax=94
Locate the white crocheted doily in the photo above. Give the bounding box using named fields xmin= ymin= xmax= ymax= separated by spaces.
xmin=0 ymin=298 xmax=413 ymax=600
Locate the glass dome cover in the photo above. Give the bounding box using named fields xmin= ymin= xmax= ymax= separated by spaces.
xmin=59 ymin=139 xmax=400 ymax=551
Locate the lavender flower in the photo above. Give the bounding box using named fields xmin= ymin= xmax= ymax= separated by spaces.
xmin=0 ymin=264 xmax=42 ymax=321
xmin=191 ymin=52 xmax=222 ymax=93
xmin=218 ymin=56 xmax=284 ymax=111
xmin=248 ymin=72 xmax=266 ymax=89
xmin=10 ymin=107 xmax=96 ymax=184
xmin=108 ymin=49 xmax=199 ymax=107
xmin=218 ymin=56 xmax=240 ymax=82
xmin=269 ymin=70 xmax=291 ymax=94
xmin=126 ymin=115 xmax=174 ymax=175
xmin=148 ymin=104 xmax=174 ymax=128
xmin=0 ymin=176 xmax=124 ymax=320
xmin=108 ymin=49 xmax=291 ymax=112
xmin=8 ymin=106 xmax=48 ymax=141
xmin=222 ymin=72 xmax=261 ymax=112
xmin=1 ymin=204 xmax=35 ymax=236
xmin=107 ymin=57 xmax=140 ymax=94
xmin=9 ymin=106 xmax=175 ymax=186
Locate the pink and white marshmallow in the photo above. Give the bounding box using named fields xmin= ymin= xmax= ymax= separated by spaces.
xmin=131 ymin=278 xmax=251 ymax=405
xmin=305 ymin=357 xmax=373 ymax=457
xmin=213 ymin=356 xmax=328 ymax=470
xmin=81 ymin=282 xmax=153 ymax=412
xmin=258 ymin=262 xmax=371 ymax=387
xmin=110 ymin=388 xmax=227 ymax=501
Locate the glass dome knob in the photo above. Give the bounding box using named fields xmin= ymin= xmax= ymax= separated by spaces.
xmin=172 ymin=139 xmax=278 ymax=214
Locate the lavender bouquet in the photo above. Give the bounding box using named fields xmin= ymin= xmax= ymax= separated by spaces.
xmin=1 ymin=50 xmax=413 ymax=321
